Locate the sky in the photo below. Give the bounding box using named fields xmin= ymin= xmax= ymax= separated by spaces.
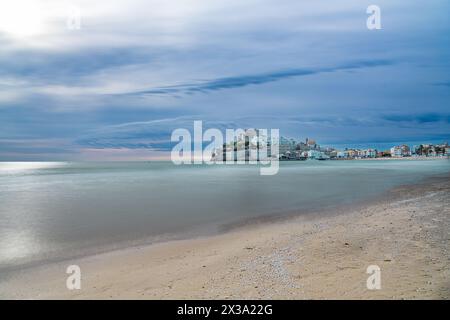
xmin=0 ymin=0 xmax=449 ymax=160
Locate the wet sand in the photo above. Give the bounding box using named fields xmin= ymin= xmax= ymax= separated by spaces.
xmin=1 ymin=175 xmax=449 ymax=299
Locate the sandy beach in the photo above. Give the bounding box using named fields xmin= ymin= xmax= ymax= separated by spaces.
xmin=1 ymin=174 xmax=449 ymax=300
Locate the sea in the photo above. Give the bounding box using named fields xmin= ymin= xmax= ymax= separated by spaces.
xmin=0 ymin=159 xmax=449 ymax=273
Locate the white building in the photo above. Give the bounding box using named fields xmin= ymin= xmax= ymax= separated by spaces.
xmin=390 ymin=145 xmax=411 ymax=157
xmin=307 ymin=150 xmax=328 ymax=159
xmin=336 ymin=151 xmax=348 ymax=158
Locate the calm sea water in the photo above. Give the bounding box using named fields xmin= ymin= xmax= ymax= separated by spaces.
xmin=0 ymin=160 xmax=449 ymax=272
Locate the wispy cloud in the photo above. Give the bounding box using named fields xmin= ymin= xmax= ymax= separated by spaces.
xmin=76 ymin=117 xmax=244 ymax=150
xmin=381 ymin=113 xmax=450 ymax=124
xmin=73 ymin=112 xmax=450 ymax=151
xmin=123 ymin=59 xmax=394 ymax=97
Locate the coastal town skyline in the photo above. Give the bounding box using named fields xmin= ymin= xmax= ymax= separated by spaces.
xmin=208 ymin=128 xmax=450 ymax=162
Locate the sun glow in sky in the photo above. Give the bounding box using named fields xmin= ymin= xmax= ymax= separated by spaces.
xmin=0 ymin=1 xmax=47 ymax=37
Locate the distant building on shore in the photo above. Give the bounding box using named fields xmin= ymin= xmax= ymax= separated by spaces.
xmin=390 ymin=145 xmax=411 ymax=157
xmin=307 ymin=149 xmax=329 ymax=160
xmin=413 ymin=143 xmax=449 ymax=157
xmin=279 ymin=137 xmax=296 ymax=155
xmin=362 ymin=149 xmax=377 ymax=158
xmin=211 ymin=128 xmax=277 ymax=162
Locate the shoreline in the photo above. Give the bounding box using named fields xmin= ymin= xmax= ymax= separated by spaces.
xmin=282 ymin=156 xmax=449 ymax=161
xmin=355 ymin=156 xmax=449 ymax=161
xmin=1 ymin=174 xmax=449 ymax=299
xmin=0 ymin=171 xmax=439 ymax=277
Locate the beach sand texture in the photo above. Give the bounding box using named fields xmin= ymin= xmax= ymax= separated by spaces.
xmin=1 ymin=175 xmax=449 ymax=299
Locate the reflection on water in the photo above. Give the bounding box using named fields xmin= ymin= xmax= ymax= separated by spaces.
xmin=0 ymin=230 xmax=39 ymax=261
xmin=0 ymin=160 xmax=449 ymax=271
xmin=0 ymin=162 xmax=68 ymax=173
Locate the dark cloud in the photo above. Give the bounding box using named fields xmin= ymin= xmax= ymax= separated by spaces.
xmin=381 ymin=113 xmax=450 ymax=124
xmin=123 ymin=59 xmax=394 ymax=97
xmin=432 ymin=82 xmax=450 ymax=87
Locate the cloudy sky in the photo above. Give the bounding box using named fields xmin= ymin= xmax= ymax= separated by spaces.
xmin=0 ymin=0 xmax=449 ymax=160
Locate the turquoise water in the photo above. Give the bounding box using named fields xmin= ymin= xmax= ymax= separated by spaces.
xmin=0 ymin=160 xmax=449 ymax=272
